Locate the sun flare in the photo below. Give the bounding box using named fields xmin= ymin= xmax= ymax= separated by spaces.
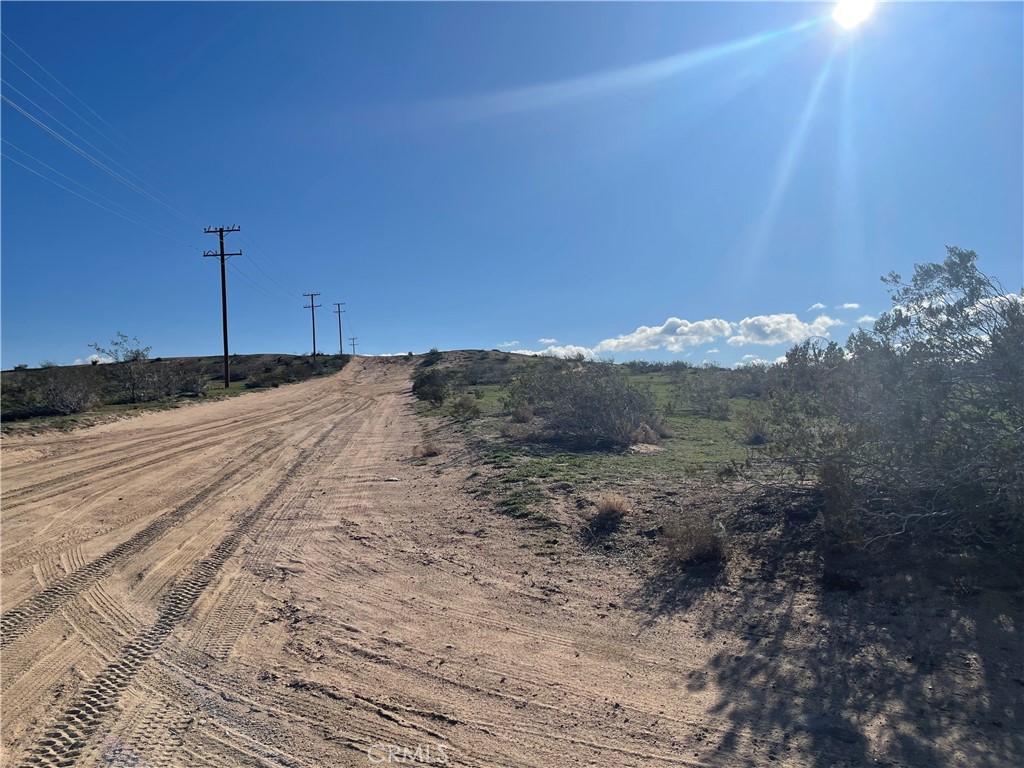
xmin=833 ymin=0 xmax=876 ymax=30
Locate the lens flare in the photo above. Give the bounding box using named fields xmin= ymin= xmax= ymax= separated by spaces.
xmin=833 ymin=0 xmax=876 ymax=30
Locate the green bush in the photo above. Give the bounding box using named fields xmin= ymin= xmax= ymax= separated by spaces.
xmin=412 ymin=368 xmax=451 ymax=405
xmin=506 ymin=358 xmax=660 ymax=449
xmin=756 ymin=248 xmax=1023 ymax=552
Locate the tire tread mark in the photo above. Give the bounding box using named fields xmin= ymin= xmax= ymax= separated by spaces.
xmin=16 ymin=421 xmax=343 ymax=768
xmin=0 ymin=437 xmax=279 ymax=647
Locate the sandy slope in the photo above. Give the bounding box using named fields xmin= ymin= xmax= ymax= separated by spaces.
xmin=2 ymin=358 xmax=1019 ymax=768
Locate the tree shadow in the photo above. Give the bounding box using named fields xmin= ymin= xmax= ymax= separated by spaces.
xmin=628 ymin=489 xmax=1023 ymax=766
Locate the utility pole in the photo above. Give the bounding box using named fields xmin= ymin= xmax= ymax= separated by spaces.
xmin=303 ymin=292 xmax=321 ymax=357
xmin=349 ymin=337 xmax=357 ymax=356
xmin=203 ymin=225 xmax=242 ymax=388
xmin=333 ymin=302 xmax=345 ymax=355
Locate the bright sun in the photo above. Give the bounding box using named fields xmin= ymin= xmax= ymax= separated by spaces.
xmin=832 ymin=0 xmax=877 ymax=30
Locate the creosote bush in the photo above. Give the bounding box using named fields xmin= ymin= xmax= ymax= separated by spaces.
xmin=450 ymin=394 xmax=481 ymax=419
xmin=412 ymin=368 xmax=451 ymax=406
xmin=754 ymin=248 xmax=1023 ymax=553
xmin=506 ymin=357 xmax=661 ymax=449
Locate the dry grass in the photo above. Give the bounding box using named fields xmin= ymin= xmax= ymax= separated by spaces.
xmin=499 ymin=422 xmax=534 ymax=440
xmin=413 ymin=442 xmax=440 ymax=458
xmin=585 ymin=493 xmax=632 ymax=539
xmin=631 ymin=423 xmax=661 ymax=445
xmin=663 ymin=508 xmax=724 ymax=566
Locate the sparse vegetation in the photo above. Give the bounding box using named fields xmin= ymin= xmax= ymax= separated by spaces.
xmin=585 ymin=493 xmax=632 ymax=539
xmin=662 ymin=508 xmax=725 ymax=566
xmin=1 ymin=352 xmax=349 ymax=430
xmin=505 ymin=356 xmax=661 ymax=449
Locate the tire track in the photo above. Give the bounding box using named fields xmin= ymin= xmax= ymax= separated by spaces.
xmin=0 ymin=436 xmax=280 ymax=647
xmin=15 ymin=419 xmax=344 ymax=768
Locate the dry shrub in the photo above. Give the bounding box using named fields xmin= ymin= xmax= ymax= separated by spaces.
xmin=652 ymin=414 xmax=675 ymax=439
xmin=631 ymin=423 xmax=661 ymax=445
xmin=663 ymin=509 xmax=724 ymax=566
xmin=499 ymin=422 xmax=534 ymax=440
xmin=586 ymin=493 xmax=631 ymax=539
xmin=413 ymin=442 xmax=440 ymax=458
xmin=511 ymin=404 xmax=534 ymax=423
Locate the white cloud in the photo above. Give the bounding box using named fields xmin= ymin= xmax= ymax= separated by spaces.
xmin=705 ymin=348 xmax=719 ymax=354
xmin=742 ymin=353 xmax=758 ymax=360
xmin=808 ymin=302 xmax=826 ymax=311
xmin=836 ymin=302 xmax=861 ymax=310
xmin=591 ymin=317 xmax=732 ymax=354
xmin=538 ymin=337 xmax=558 ymax=345
xmin=73 ymin=354 xmax=114 ymax=365
xmin=497 ymin=340 xmax=520 ymax=348
xmin=856 ymin=315 xmax=877 ymax=325
xmin=727 ymin=313 xmax=843 ymax=346
xmin=511 ymin=344 xmax=595 ymax=359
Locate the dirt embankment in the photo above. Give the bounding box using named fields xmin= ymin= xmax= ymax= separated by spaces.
xmin=2 ymin=357 xmax=1019 ymax=767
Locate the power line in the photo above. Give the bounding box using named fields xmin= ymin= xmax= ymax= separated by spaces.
xmin=2 ymin=139 xmax=199 ymax=247
xmin=1 ymin=32 xmax=136 ymax=151
xmin=2 ymin=94 xmax=197 ymax=227
xmin=204 ymin=226 xmax=242 ymax=388
xmin=303 ymin=292 xmax=321 ymax=357
xmin=1 ymin=151 xmax=199 ymax=249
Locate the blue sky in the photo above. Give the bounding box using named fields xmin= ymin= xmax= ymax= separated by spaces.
xmin=2 ymin=1 xmax=1021 ymax=368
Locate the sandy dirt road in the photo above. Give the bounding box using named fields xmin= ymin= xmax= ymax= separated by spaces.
xmin=2 ymin=359 xmax=1018 ymax=768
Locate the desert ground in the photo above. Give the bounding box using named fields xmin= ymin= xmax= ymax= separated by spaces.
xmin=2 ymin=359 xmax=1019 ymax=767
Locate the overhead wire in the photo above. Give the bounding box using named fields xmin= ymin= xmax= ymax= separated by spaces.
xmin=3 ymin=34 xmax=321 ymax=310
xmin=1 ymin=138 xmax=199 ymax=246
xmin=1 ymin=151 xmax=200 ymax=250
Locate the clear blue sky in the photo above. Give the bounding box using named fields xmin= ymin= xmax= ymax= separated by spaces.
xmin=2 ymin=1 xmax=1021 ymax=368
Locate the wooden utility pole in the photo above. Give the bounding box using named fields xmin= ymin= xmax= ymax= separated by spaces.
xmin=349 ymin=337 xmax=357 ymax=356
xmin=203 ymin=225 xmax=242 ymax=388
xmin=333 ymin=302 xmax=345 ymax=355
xmin=303 ymin=292 xmax=321 ymax=357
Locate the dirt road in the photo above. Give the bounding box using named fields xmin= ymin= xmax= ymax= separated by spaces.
xmin=2 ymin=359 xmax=1018 ymax=767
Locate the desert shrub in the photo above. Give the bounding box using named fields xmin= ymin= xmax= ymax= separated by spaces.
xmin=687 ymin=372 xmax=730 ymax=420
xmin=651 ymin=414 xmax=674 ymax=439
xmin=450 ymin=393 xmax=481 ymax=419
xmin=499 ymin=422 xmax=534 ymax=440
xmin=663 ymin=509 xmax=725 ymax=566
xmin=89 ymin=333 xmax=153 ymax=403
xmin=631 ymin=423 xmax=661 ymax=445
xmin=412 ymin=368 xmax=452 ymax=405
xmin=420 ymin=347 xmax=443 ymax=367
xmin=585 ymin=493 xmax=631 ymax=539
xmin=39 ymin=369 xmax=93 ymax=415
xmin=737 ymin=405 xmax=772 ymax=446
xmin=756 ymin=248 xmax=1023 ymax=552
xmin=511 ymin=404 xmax=534 ymax=423
xmin=506 ymin=359 xmax=660 ymax=449
xmin=13 ymin=363 xmax=28 ymax=371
